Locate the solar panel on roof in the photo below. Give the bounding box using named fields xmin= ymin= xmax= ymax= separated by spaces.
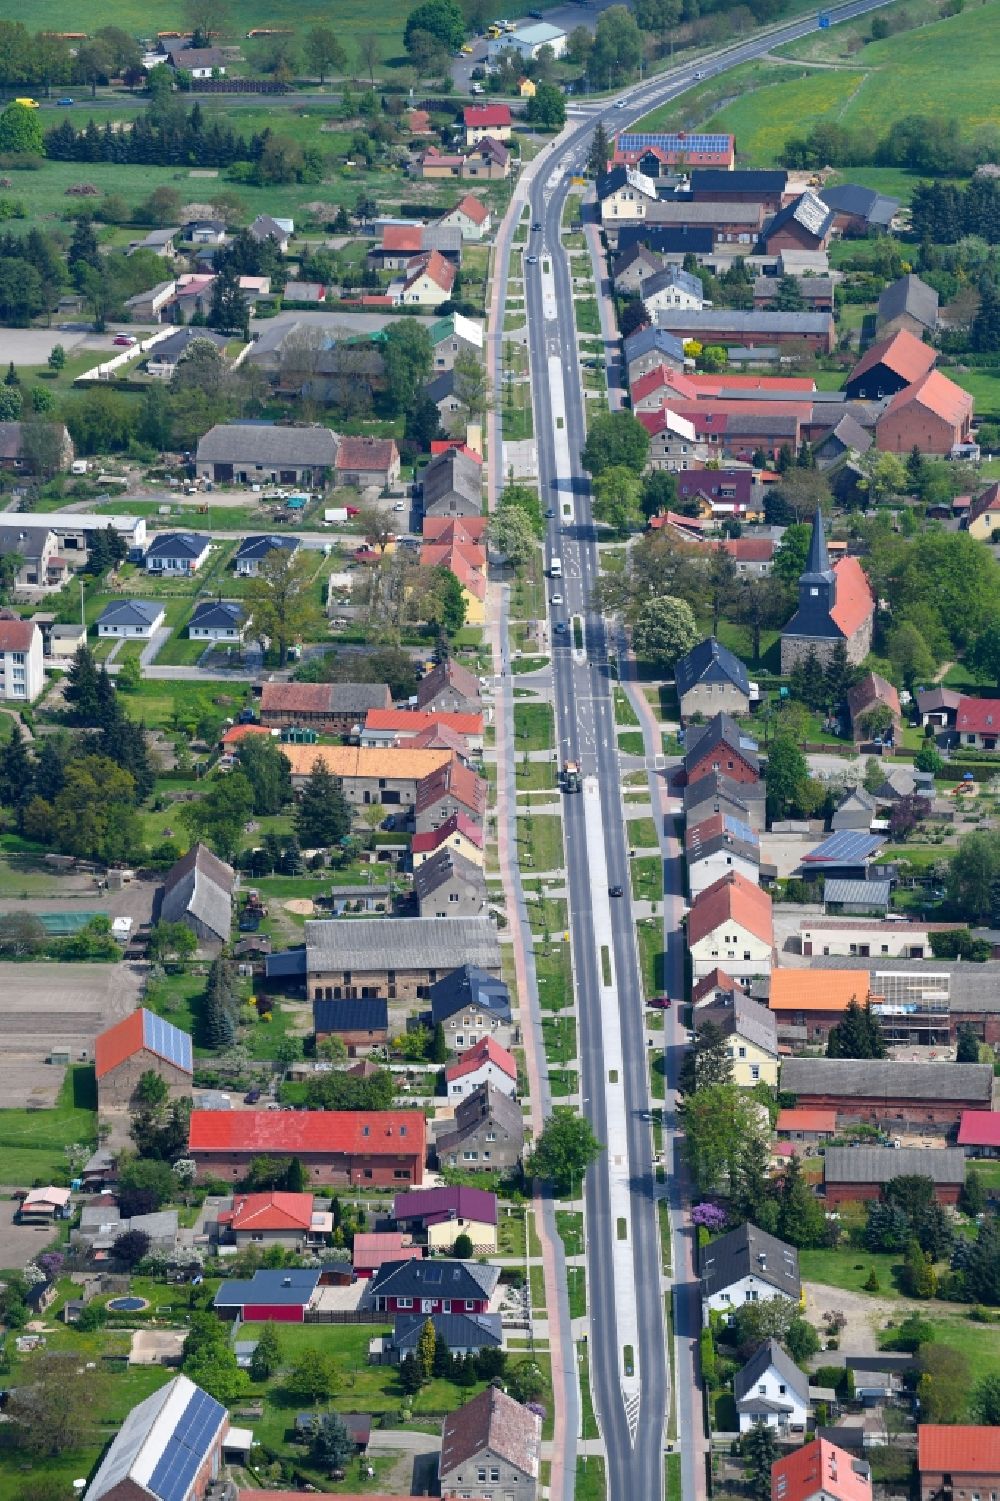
xmin=147 ymin=1387 xmax=225 ymax=1501
xmin=619 ymin=133 xmax=732 ymax=152
xmin=142 ymin=1010 xmax=193 ymax=1073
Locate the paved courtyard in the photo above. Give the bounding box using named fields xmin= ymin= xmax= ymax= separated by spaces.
xmin=0 ymin=962 xmax=145 ymax=1105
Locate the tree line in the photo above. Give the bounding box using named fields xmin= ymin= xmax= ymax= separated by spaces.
xmin=45 ymin=105 xmax=259 ymax=169
xmin=911 ymin=177 xmax=1000 ymax=246
xmin=784 ymin=114 xmax=1000 ymax=180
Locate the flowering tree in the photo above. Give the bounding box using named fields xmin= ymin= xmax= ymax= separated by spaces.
xmin=692 ymin=1202 xmax=728 ymax=1232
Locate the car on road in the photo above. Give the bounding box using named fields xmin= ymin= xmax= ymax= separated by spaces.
xmin=57 ymin=97 xmax=74 ymax=105
xmin=112 ymin=334 xmax=137 ymax=346
xmin=553 ymin=621 xmax=568 ymax=633
xmin=525 ymin=254 xmax=538 ymax=264
xmin=648 ymin=996 xmax=672 ymax=1009
xmin=544 ymin=507 xmax=557 ymax=518
xmin=461 ymin=41 xmax=474 ymax=51
xmin=614 ymin=99 xmax=628 ymax=108
xmin=609 ymin=884 xmax=624 ymax=897
xmin=693 ymin=69 xmax=706 ymax=78
xmin=532 ymin=221 xmax=542 ymax=230
xmin=550 ymin=592 xmax=564 ymax=605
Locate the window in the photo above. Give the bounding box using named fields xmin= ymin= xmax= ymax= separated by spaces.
xmin=478 ymin=1472 xmax=487 ymax=1485
xmin=490 ymin=1469 xmax=499 ymax=1482
xmin=398 ymin=1297 xmax=413 ymax=1309
xmin=464 ymin=1151 xmax=478 ymax=1160
xmin=362 ymin=1125 xmax=370 ymax=1137
xmin=751 ymin=1065 xmax=760 ymax=1082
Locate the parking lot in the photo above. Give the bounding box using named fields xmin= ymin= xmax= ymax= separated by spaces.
xmin=0 ymin=327 xmax=122 ymax=365
xmin=0 ymin=1199 xmax=67 ymax=1269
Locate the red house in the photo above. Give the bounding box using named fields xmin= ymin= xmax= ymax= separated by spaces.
xmin=367 ymin=1257 xmax=499 ymax=1314
xmin=189 ymin=1109 xmax=427 ymax=1186
xmin=918 ymin=1427 xmax=1000 ymax=1501
xmin=682 ymin=712 xmax=760 ymax=786
xmin=876 ymin=369 xmax=974 ymax=456
xmin=213 ymin=1267 xmax=321 ymax=1322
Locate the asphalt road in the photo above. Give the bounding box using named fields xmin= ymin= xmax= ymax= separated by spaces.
xmin=505 ymin=0 xmax=902 ymax=1497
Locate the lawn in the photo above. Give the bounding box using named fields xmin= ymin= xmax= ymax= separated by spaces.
xmin=0 ymin=1064 xmax=97 ymax=1185
xmin=566 ymin=1263 xmax=586 ymax=1318
xmin=637 ymin=916 xmax=666 ymax=999
xmin=575 ymin=1455 xmax=606 ymax=1501
xmin=702 ymin=66 xmax=867 ymax=165
xmin=555 ymin=1209 xmax=584 ymax=1257
xmin=119 ymin=678 xmax=253 ymax=734
xmin=627 ymin=817 xmax=659 ymax=848
xmin=516 ymin=813 xmax=565 ymax=871
xmin=613 ymin=687 xmax=640 ymax=728
xmin=541 ymin=1014 xmax=577 ymax=1065
xmin=630 ymin=855 xmax=663 ymax=903
xmin=799 ymin=1246 xmax=907 ymax=1296
xmin=512 ymin=702 xmax=555 ymax=752
xmin=534 ymin=940 xmax=573 ymax=1012
xmin=949 ymin=366 xmax=1000 ymax=420
xmin=618 ymin=730 xmax=646 ymax=756
xmin=575 ymin=298 xmax=602 ymax=337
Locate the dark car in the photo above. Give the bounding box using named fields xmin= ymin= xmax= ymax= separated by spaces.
xmin=648 ymin=996 xmax=672 ymax=1009
xmin=545 ymin=507 xmax=557 ymax=518
xmin=244 ymin=1089 xmax=262 ymax=1104
xmin=609 ymin=884 xmax=624 ymax=897
xmin=57 ymin=97 xmax=74 ymax=105
xmin=532 ymin=221 xmax=542 ymax=230
xmin=238 ymin=910 xmax=261 ymax=932
xmin=553 ymin=621 xmax=569 ymax=633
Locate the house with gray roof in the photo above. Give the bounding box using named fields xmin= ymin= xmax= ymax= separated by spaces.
xmin=613 ymin=242 xmax=668 ymax=294
xmin=249 ymin=214 xmax=291 ymax=251
xmin=831 ymin=786 xmax=877 ymax=834
xmin=684 ymin=769 xmax=767 ymax=834
xmin=624 ymin=323 xmax=686 ymax=385
xmin=814 ymin=413 xmax=873 ymax=469
xmin=697 ymin=988 xmax=778 ymax=1084
xmin=233 ymin=533 xmax=301 ymax=576
xmin=780 ymin=1056 xmax=995 ymax=1132
xmin=160 ymin=843 xmax=235 ymax=949
xmin=823 ymin=1146 xmax=966 ymax=1205
xmin=144 ymin=532 xmax=211 ymax=575
xmin=305 ymin=916 xmax=501 ymax=1005
xmin=414 ymin=845 xmax=488 ymax=919
xmin=389 ymin=1311 xmax=502 ymax=1361
xmin=96 ymin=599 xmax=165 ymax=639
xmin=675 ymin=637 xmax=750 ymax=721
xmin=421 ymin=447 xmax=482 ymax=518
xmin=436 ymin=1082 xmax=525 ymax=1170
xmin=823 ymin=877 xmax=891 ymax=915
xmin=653 ymin=307 xmax=835 ymax=353
xmin=877 ymin=273 xmax=939 ymax=338
xmin=701 ymin=1222 xmax=801 ymax=1321
xmin=188 ymin=599 xmax=246 ymax=642
xmin=819 ymin=182 xmax=899 ymax=234
xmin=641 ymin=265 xmax=705 ymax=316
xmin=145 ymin=327 xmax=227 ymax=378
xmin=429 ymin=964 xmax=512 ymax=1045
xmin=195 ymin=422 xmax=339 ymax=487
xmin=734 ymin=1339 xmax=810 ymax=1433
xmin=760 ymin=190 xmax=836 ymax=253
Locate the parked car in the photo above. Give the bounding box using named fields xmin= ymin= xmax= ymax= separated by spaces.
xmin=648 ymin=996 xmax=672 ymax=1009
xmin=113 ymin=334 xmax=137 ymax=347
xmin=244 ymin=1089 xmax=261 ymax=1104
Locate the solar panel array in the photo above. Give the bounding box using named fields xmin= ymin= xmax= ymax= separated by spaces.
xmin=805 ymin=831 xmax=883 ymax=864
xmin=618 ymin=132 xmax=733 ymax=153
xmin=147 ymin=1386 xmax=226 ymax=1501
xmin=141 ymin=1009 xmax=194 ymax=1074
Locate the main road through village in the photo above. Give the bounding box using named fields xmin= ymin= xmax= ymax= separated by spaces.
xmin=487 ymin=1 xmax=899 ymax=1498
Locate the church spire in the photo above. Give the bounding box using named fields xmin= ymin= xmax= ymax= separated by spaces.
xmin=802 ymin=507 xmax=833 ymax=583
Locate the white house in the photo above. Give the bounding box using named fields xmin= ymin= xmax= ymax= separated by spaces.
xmin=233 ymin=534 xmax=300 ymax=578
xmin=144 ymin=532 xmax=212 ymax=575
xmin=487 ymin=20 xmax=567 ymax=59
xmin=733 ymin=1339 xmax=810 ymax=1434
xmin=96 ymin=600 xmax=166 ymax=640
xmin=438 ymin=194 xmax=492 ymax=242
xmin=0 ymin=615 xmax=44 ymax=702
xmin=188 ymin=599 xmax=246 ymax=643
xmin=687 ymin=870 xmax=774 ymax=981
xmin=686 ymin=813 xmax=760 ymax=899
xmin=445 ymin=1037 xmax=518 ymax=1101
xmin=701 ymin=1222 xmax=801 ymax=1324
xmin=642 ymin=267 xmax=705 ymax=318
xmin=598 ymin=166 xmax=658 ymax=225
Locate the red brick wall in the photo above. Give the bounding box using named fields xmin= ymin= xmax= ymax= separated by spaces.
xmin=685 ymin=748 xmax=759 ymax=785
xmin=193 ymin=1149 xmax=424 ymax=1186
xmin=920 ymin=1468 xmax=1000 ymax=1501
xmin=791 ymin=1092 xmax=969 ymax=1133
xmin=314 ymin=1027 xmax=389 ymax=1056
xmin=877 ymin=407 xmax=968 ymax=456
xmin=825 ymin=1182 xmax=961 ymax=1207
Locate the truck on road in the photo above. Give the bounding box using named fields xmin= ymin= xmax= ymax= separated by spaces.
xmin=561 ymin=759 xmax=581 ymax=792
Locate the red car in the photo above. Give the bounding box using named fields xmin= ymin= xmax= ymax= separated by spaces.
xmin=647 ymin=996 xmax=672 ymax=1009
xmin=113 ymin=334 xmax=137 ymax=346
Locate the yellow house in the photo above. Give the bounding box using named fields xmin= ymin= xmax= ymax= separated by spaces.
xmin=697 ymin=989 xmax=780 ymax=1088
xmin=518 ymin=76 xmax=536 ymax=97
xmin=412 ymin=814 xmax=485 ymax=870
xmin=967 ymin=483 xmax=1000 ymax=540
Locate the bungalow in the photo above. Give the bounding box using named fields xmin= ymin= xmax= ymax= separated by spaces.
xmin=389 ymin=1311 xmax=502 ymax=1361
xmin=313 ymin=997 xmax=389 ymax=1055
xmin=145 ymin=326 xmax=228 ymax=377
xmin=392 ymin=1184 xmax=498 ymax=1253
xmin=734 ymin=1339 xmax=809 ymax=1434
xmin=221 ymin=1191 xmax=330 ymax=1249
xmin=823 ymin=1146 xmax=966 ymax=1206
xmin=214 ymin=1266 xmax=321 ymax=1321
xmin=687 ymin=870 xmax=774 ymax=981
xmin=819 ymin=182 xmax=899 ymax=235
xmin=775 ymin=1107 xmax=838 ymax=1151
xmin=188 ymin=599 xmax=246 ymax=643
xmin=127 ymin=227 xmax=179 ymax=259
xmin=676 ymin=638 xmax=751 ymax=721
xmin=250 ymin=214 xmax=292 ymax=253
xmin=417 ymin=147 xmax=465 ymax=180
xmin=439 ymin=193 xmax=492 ymax=241
xmin=144 ymin=532 xmax=212 ymax=575
xmin=353 ymin=1231 xmax=423 ymax=1277
xmin=163 ymin=44 xmax=226 ymax=78
xmin=96 ymin=599 xmax=165 ymax=639
xmin=367 ymin=1257 xmax=499 ymax=1314
xmin=445 ymin=1036 xmax=517 ymax=1102
xmin=701 ymin=1221 xmax=801 ymax=1322
xmin=435 ymin=1081 xmax=525 ymax=1170
xmin=336 ymin=436 xmax=400 ymax=490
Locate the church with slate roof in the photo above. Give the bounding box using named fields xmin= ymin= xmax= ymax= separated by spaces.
xmin=780 ymin=509 xmax=875 ymax=672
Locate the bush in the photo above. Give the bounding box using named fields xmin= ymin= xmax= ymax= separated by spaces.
xmin=699 ymin=1327 xmax=717 ymax=1386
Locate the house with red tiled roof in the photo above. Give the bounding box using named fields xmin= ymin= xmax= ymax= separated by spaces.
xmin=438 ymin=193 xmax=492 ymax=241
xmin=687 ymin=870 xmax=774 ymax=980
xmin=918 ymin=1428 xmax=1000 ymax=1501
xmin=775 ymin=1107 xmax=839 ymax=1150
xmin=844 ymin=328 xmax=937 ymax=401
xmin=415 ymin=756 xmax=488 ymax=834
xmin=445 ymin=1036 xmax=518 ymax=1102
xmin=462 ymin=136 xmax=511 ymax=181
xmin=440 ymin=1386 xmax=541 ymax=1501
xmin=407 ymin=108 xmax=432 ymax=135
xmin=221 ymin=1191 xmax=332 ymax=1249
xmin=417 ymin=147 xmax=466 ymax=180
xmin=955 ymin=694 xmax=1000 ymax=750
xmin=0 ymin=612 xmax=43 ymax=701
xmin=352 ymin=1231 xmax=423 ymax=1277
xmin=411 ymin=811 xmax=485 ymax=869
xmin=361 ymin=708 xmax=484 ymax=752
xmin=259 ymin=680 xmax=391 ymax=733
xmin=772 ymin=1438 xmax=872 ymax=1501
xmin=189 ymin=1110 xmax=427 ymax=1186
xmin=847 ymin=672 xmax=901 ymax=744
xmin=463 ymin=104 xmax=512 ymax=144
xmin=420 ymin=539 xmax=487 ymax=623
xmin=876 ymin=368 xmax=974 ymax=455
xmin=393 ymin=249 xmax=456 ymax=308
xmin=780 ymin=508 xmax=874 ymax=671
xmin=335 ymin=435 xmax=400 ymax=489
xmin=95 ymin=1008 xmax=193 ymax=1110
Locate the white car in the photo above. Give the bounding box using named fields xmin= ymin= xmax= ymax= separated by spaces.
xmin=393 ymin=501 xmax=406 ymax=511
xmin=550 ymin=592 xmax=564 ymax=605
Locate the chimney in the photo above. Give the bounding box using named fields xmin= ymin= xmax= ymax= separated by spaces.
xmin=758 ymin=1252 xmax=767 ymax=1268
